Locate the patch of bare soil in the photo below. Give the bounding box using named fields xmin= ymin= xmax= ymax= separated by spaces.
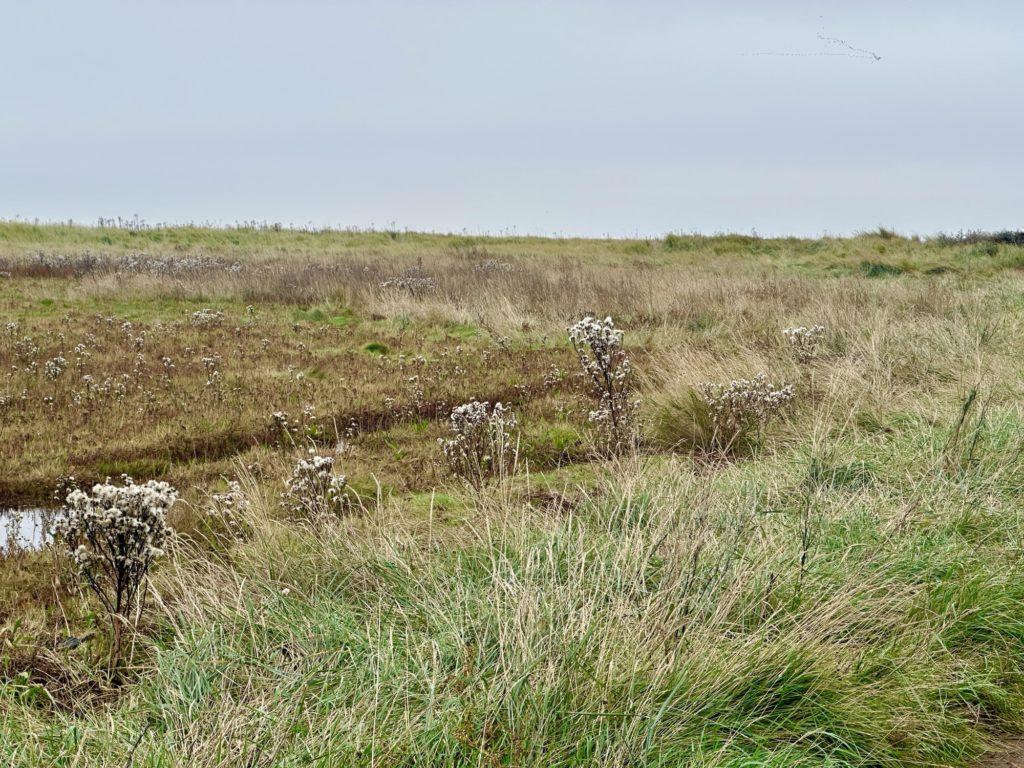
xmin=980 ymin=740 xmax=1024 ymax=768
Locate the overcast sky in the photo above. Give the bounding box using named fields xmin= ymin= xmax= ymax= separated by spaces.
xmin=2 ymin=1 xmax=1021 ymax=237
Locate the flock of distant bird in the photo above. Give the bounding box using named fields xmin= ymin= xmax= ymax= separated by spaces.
xmin=746 ymin=18 xmax=882 ymax=62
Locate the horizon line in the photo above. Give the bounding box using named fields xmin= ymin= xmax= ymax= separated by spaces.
xmin=4 ymin=216 xmax=1020 ymax=243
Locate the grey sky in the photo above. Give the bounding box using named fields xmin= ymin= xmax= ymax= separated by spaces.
xmin=2 ymin=1 xmax=1021 ymax=237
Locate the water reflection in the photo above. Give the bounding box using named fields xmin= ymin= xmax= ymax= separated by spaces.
xmin=1 ymin=508 xmax=57 ymax=552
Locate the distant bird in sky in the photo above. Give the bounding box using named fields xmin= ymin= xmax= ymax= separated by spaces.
xmin=815 ymin=30 xmax=882 ymax=61
xmin=745 ymin=18 xmax=881 ymax=62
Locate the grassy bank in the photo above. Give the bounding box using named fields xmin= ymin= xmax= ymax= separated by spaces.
xmin=2 ymin=224 xmax=1024 ymax=766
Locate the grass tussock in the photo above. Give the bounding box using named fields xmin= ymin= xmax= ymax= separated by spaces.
xmin=8 ymin=445 xmax=1024 ymax=766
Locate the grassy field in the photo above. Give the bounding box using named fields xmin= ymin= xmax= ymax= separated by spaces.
xmin=2 ymin=222 xmax=1024 ymax=766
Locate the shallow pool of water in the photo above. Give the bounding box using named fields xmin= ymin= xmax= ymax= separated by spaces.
xmin=1 ymin=508 xmax=58 ymax=552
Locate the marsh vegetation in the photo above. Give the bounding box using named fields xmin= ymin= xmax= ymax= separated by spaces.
xmin=2 ymin=222 xmax=1024 ymax=766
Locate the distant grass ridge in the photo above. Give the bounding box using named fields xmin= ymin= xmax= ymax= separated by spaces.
xmin=1 ymin=220 xmax=1023 ymax=277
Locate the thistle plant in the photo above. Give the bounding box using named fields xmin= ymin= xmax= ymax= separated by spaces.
xmin=52 ymin=476 xmax=176 ymax=667
xmin=1 ymin=508 xmax=41 ymax=556
xmin=568 ymin=316 xmax=638 ymax=453
xmin=190 ymin=308 xmax=225 ymax=327
xmin=44 ymin=356 xmax=68 ymax=381
xmin=283 ymin=451 xmax=348 ymax=521
xmin=698 ymin=373 xmax=795 ymax=451
xmin=271 ymin=410 xmax=295 ymax=444
xmin=13 ymin=336 xmax=39 ymax=370
xmin=473 ymin=259 xmax=515 ymax=274
xmin=206 ymin=479 xmax=252 ymax=542
xmin=0 ymin=392 xmax=10 ymax=439
xmin=201 ymin=354 xmax=223 ymax=396
xmin=269 ymin=407 xmax=318 ymax=446
xmin=379 ymin=272 xmax=435 ymax=295
xmin=543 ymin=365 xmax=563 ymax=388
xmin=783 ymin=325 xmax=825 ymax=363
xmin=439 ymin=400 xmax=518 ymax=488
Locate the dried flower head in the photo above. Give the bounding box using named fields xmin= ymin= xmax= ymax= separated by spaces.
xmin=698 ymin=373 xmax=795 ymax=449
xmin=52 ymin=476 xmax=176 ymax=661
xmin=783 ymin=325 xmax=826 ymax=363
xmin=282 ymin=452 xmax=348 ymax=520
xmin=568 ymin=316 xmax=638 ymax=453
xmin=439 ymin=400 xmax=518 ymax=488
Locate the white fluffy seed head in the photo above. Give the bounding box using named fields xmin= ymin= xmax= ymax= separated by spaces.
xmin=282 ymin=452 xmax=348 ymax=519
xmin=53 ymin=477 xmax=176 ymax=575
xmin=782 ymin=324 xmax=825 ymax=362
xmin=699 ymin=373 xmax=796 ymax=430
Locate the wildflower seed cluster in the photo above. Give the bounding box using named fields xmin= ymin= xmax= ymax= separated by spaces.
xmin=699 ymin=373 xmax=795 ymax=434
xmin=439 ymin=400 xmax=518 ymax=487
xmin=783 ymin=325 xmax=825 ymax=363
xmin=53 ymin=477 xmax=175 ymax=620
xmin=283 ymin=451 xmax=348 ymax=519
xmin=568 ymin=316 xmax=638 ymax=452
xmin=207 ymin=479 xmax=252 ymax=541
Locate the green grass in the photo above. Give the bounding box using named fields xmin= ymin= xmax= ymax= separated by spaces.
xmin=292 ymin=306 xmax=358 ymax=327
xmin=6 ymin=433 xmax=1024 ymax=766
